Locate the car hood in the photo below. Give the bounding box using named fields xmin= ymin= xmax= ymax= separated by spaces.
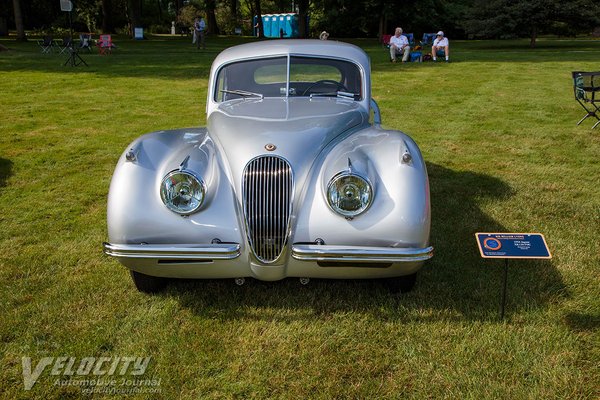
xmin=207 ymin=97 xmax=368 ymax=195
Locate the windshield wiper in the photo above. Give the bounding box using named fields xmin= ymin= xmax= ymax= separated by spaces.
xmin=310 ymin=91 xmax=358 ymax=100
xmin=220 ymin=89 xmax=264 ymax=100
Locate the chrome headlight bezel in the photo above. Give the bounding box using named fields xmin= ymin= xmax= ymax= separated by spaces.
xmin=326 ymin=172 xmax=373 ymax=218
xmin=160 ymin=169 xmax=206 ymax=215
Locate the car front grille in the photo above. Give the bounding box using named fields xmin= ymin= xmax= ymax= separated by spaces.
xmin=242 ymin=155 xmax=293 ymax=263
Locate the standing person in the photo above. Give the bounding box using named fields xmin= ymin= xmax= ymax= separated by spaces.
xmin=196 ymin=17 xmax=206 ymax=50
xmin=432 ymin=31 xmax=450 ymax=62
xmin=192 ymin=18 xmax=198 ymax=44
xmin=389 ymin=27 xmax=411 ymax=63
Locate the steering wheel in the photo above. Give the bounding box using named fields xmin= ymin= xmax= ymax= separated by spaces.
xmin=302 ymin=79 xmax=349 ymax=96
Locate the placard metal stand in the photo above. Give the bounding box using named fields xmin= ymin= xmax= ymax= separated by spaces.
xmin=475 ymin=233 xmax=552 ymax=320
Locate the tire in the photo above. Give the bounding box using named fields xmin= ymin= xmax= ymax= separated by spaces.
xmin=130 ymin=270 xmax=168 ymax=293
xmin=386 ymin=273 xmax=417 ymax=294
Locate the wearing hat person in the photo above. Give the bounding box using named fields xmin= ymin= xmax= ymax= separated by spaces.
xmin=432 ymin=31 xmax=449 ymax=62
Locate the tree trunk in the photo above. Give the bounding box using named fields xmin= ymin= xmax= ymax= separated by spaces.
xmin=0 ymin=16 xmax=8 ymax=36
xmin=206 ymin=0 xmax=220 ymax=34
xmin=12 ymin=0 xmax=26 ymax=41
xmin=530 ymin=25 xmax=537 ymax=48
xmin=102 ymin=0 xmax=114 ymax=33
xmin=127 ymin=0 xmax=142 ymax=33
xmin=297 ymin=0 xmax=309 ymax=38
xmin=254 ymin=0 xmax=263 ymax=38
xmin=230 ymin=0 xmax=237 ymax=23
xmin=378 ymin=12 xmax=385 ymax=41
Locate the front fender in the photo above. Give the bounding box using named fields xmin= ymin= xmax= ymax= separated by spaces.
xmin=106 ymin=129 xmax=245 ymax=247
xmin=292 ymin=126 xmax=430 ymax=249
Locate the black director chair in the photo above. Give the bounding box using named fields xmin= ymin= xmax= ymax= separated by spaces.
xmin=572 ymin=71 xmax=600 ymax=129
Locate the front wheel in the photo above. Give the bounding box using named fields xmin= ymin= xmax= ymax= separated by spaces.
xmin=386 ymin=273 xmax=417 ymax=294
xmin=130 ymin=271 xmax=167 ymax=293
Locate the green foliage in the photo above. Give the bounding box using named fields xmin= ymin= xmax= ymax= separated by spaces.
xmin=6 ymin=0 xmax=599 ymax=40
xmin=462 ymin=0 xmax=600 ymax=44
xmin=177 ymin=4 xmax=201 ymax=28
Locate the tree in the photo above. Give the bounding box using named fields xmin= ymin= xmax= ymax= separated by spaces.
xmin=127 ymin=0 xmax=142 ymax=33
xmin=102 ymin=0 xmax=114 ymax=33
xmin=12 ymin=0 xmax=25 ymax=41
xmin=205 ymin=0 xmax=220 ymax=34
xmin=230 ymin=0 xmax=238 ymax=23
xmin=297 ymin=0 xmax=308 ymax=38
xmin=463 ymin=0 xmax=600 ymax=47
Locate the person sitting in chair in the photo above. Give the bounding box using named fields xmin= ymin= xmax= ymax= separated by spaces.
xmin=389 ymin=27 xmax=410 ymax=63
xmin=432 ymin=31 xmax=450 ymax=62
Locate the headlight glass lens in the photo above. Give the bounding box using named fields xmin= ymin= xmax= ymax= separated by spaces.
xmin=327 ymin=173 xmax=373 ymax=217
xmin=160 ymin=170 xmax=205 ymax=215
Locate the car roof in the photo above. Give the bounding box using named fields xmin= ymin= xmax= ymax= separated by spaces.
xmin=212 ymin=39 xmax=370 ymax=70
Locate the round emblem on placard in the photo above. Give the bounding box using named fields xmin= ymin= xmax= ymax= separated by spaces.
xmin=265 ymin=143 xmax=277 ymax=151
xmin=483 ymin=237 xmax=502 ymax=251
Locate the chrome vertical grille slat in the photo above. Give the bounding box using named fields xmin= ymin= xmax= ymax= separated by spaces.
xmin=242 ymin=156 xmax=293 ymax=263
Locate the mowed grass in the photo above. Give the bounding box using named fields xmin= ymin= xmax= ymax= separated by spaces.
xmin=1 ymin=35 xmax=599 ymax=399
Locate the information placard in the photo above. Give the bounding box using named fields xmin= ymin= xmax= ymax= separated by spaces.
xmin=475 ymin=233 xmax=551 ymax=259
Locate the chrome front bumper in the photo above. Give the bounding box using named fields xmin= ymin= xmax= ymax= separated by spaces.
xmin=103 ymin=242 xmax=433 ymax=263
xmin=102 ymin=242 xmax=241 ymax=260
xmin=102 ymin=242 xmax=432 ymax=280
xmin=291 ymin=244 xmax=434 ymax=262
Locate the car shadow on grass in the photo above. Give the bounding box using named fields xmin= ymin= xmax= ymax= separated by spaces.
xmin=165 ymin=162 xmax=566 ymax=322
xmin=0 ymin=158 xmax=13 ymax=188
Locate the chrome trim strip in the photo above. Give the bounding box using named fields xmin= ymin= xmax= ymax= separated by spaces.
xmin=103 ymin=242 xmax=240 ymax=260
xmin=291 ymin=245 xmax=434 ymax=263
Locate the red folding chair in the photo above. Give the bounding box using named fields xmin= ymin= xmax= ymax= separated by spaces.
xmin=97 ymin=34 xmax=114 ymax=55
xmin=381 ymin=34 xmax=392 ymax=47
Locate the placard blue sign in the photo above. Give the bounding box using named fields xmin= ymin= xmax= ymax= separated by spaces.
xmin=475 ymin=233 xmax=551 ymax=259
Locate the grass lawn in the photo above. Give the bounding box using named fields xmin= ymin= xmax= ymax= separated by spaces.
xmin=0 ymin=34 xmax=599 ymax=399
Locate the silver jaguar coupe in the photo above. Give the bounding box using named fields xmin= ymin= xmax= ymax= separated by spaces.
xmin=103 ymin=40 xmax=433 ymax=293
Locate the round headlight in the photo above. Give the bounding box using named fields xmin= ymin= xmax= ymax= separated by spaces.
xmin=160 ymin=170 xmax=205 ymax=215
xmin=327 ymin=173 xmax=373 ymax=218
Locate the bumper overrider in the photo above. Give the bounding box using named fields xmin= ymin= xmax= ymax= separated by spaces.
xmin=103 ymin=242 xmax=433 ymax=263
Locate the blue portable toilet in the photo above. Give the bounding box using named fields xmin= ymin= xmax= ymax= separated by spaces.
xmin=271 ymin=15 xmax=280 ymax=37
xmin=261 ymin=15 xmax=270 ymax=36
xmin=278 ymin=15 xmax=285 ymax=37
xmin=256 ymin=13 xmax=302 ymax=38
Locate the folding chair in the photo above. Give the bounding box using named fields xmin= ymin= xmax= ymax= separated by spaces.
xmin=572 ymin=71 xmax=600 ymax=129
xmin=421 ymin=33 xmax=437 ymax=47
xmin=37 ymin=35 xmax=55 ymax=53
xmin=58 ymin=36 xmax=73 ymax=54
xmin=381 ymin=34 xmax=392 ymax=47
xmin=79 ymin=34 xmax=92 ymax=52
xmin=97 ymin=34 xmax=114 ymax=55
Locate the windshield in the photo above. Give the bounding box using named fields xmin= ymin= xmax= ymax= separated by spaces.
xmin=214 ymin=56 xmax=362 ymax=101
